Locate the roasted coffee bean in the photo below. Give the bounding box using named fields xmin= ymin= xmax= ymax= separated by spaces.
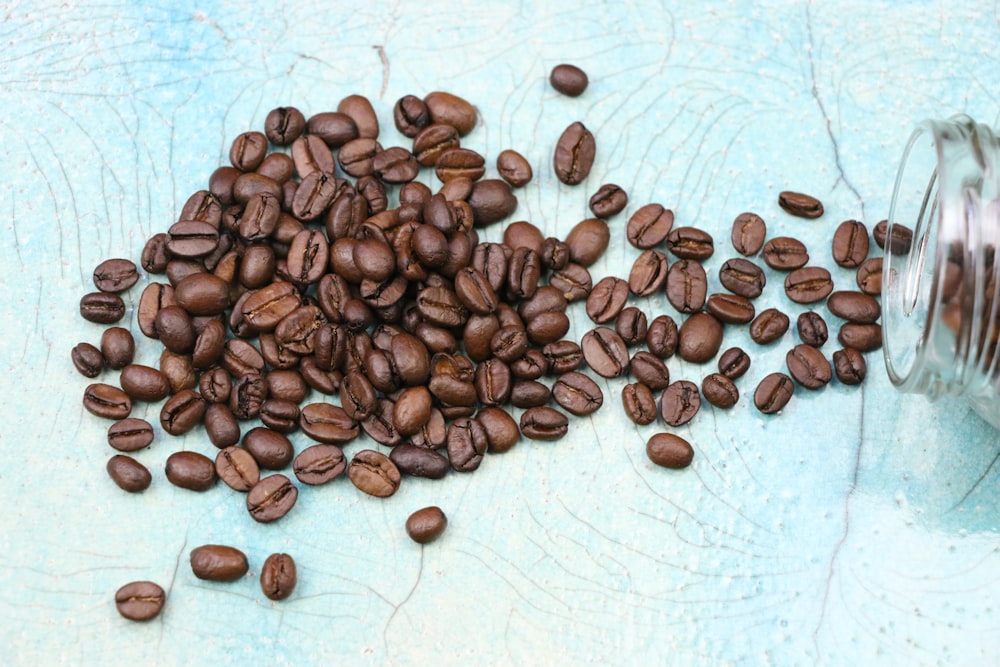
xmin=167 ymin=220 xmax=219 ymax=258
xmin=257 ymin=152 xmax=296 ymax=184
xmin=434 ymin=147 xmax=485 ymax=182
xmin=701 ymin=373 xmax=739 ymax=409
xmin=549 ymin=63 xmax=589 ymax=96
xmin=406 ymin=506 xmax=448 ymax=544
xmin=508 ymin=348 xmax=546 ymax=380
xmin=581 ymin=326 xmax=630 ymax=377
xmin=107 ymin=418 xmax=154 ymax=452
xmin=263 ymin=369 xmax=307 ymax=404
xmin=137 ymin=283 xmax=174 ymax=338
xmin=831 ymin=220 xmax=870 ymax=268
xmin=80 ymin=291 xmax=125 ymax=324
xmin=242 ymin=427 xmax=294 ymax=470
xmin=72 ymin=342 xmax=104 ymax=378
xmin=233 ymin=172 xmax=281 ymax=205
xmin=616 ymin=306 xmax=648 ymax=346
xmin=205 ymin=403 xmax=241 ymax=448
xmin=496 ymin=149 xmax=532 ymax=187
xmin=229 ymin=373 xmax=267 ymax=420
xmin=717 ymin=347 xmax=751 ymax=379
xmin=856 ymin=257 xmax=883 ymax=295
xmin=258 ymin=398 xmax=300 ymax=434
xmin=247 ymin=474 xmax=298 ymax=522
xmin=838 ymin=323 xmax=882 ymax=351
xmin=786 ymin=344 xmax=832 ymax=390
xmin=165 ymin=259 xmax=204 ymax=287
xmin=209 ymin=166 xmax=240 ymax=205
xmin=475 ymin=407 xmax=521 ymax=453
xmin=487 ymin=324 xmax=526 ymax=364
xmin=215 ymin=446 xmax=260 ymax=492
xmin=189 ymin=545 xmax=249 ymax=583
xmin=337 ymin=93 xmax=379 ymax=139
xmin=588 ymin=183 xmax=628 ymax=219
xmin=229 ymin=130 xmax=267 ymax=171
xmin=239 ymin=281 xmax=301 ymax=334
xmin=154 ymin=305 xmax=196 ymax=354
xmin=677 ymin=313 xmax=723 ymax=363
xmin=221 ymin=339 xmax=265 ymax=378
xmin=784 ymin=266 xmax=834 ymax=304
xmin=409 ymin=408 xmax=447 ymax=450
xmin=666 ymin=227 xmax=714 ymax=260
xmin=260 ymin=553 xmax=297 ymax=601
xmin=338 ymin=137 xmax=381 ymax=178
xmin=731 ymin=212 xmax=766 ymax=256
xmin=553 ymin=121 xmax=595 ymax=185
xmin=626 ymin=204 xmax=674 ymax=249
xmin=106 ymin=454 xmax=151 ymax=493
xmin=474 ymin=358 xmax=512 ymax=406
xmin=290 ymin=134 xmax=334 ymax=181
xmin=874 ymin=219 xmax=913 ymax=255
xmin=265 ymin=106 xmax=306 ymax=145
xmin=586 ymin=276 xmax=629 ymax=324
xmin=706 ymin=293 xmax=755 ymax=324
xmin=646 ymin=315 xmax=678 ymax=359
xmin=454 ymin=266 xmax=498 ymax=315
xmin=660 ymin=380 xmax=701 ymax=426
xmin=564 ymin=217 xmax=609 ymax=267
xmin=165 ymin=450 xmax=216 ymax=491
xmin=389 ymin=444 xmax=450 ymax=479
xmin=665 ymin=260 xmax=708 ymax=313
xmin=621 ymin=382 xmax=657 ymax=425
xmin=118 ymin=360 xmax=171 ymax=399
xmin=289 ymin=444 xmax=345 ymax=486
xmin=748 ymin=308 xmax=790 ymax=345
xmin=519 ymin=406 xmax=569 ymax=440
xmin=191 ymin=320 xmax=226 ymax=370
xmin=180 ymin=190 xmax=223 ymax=227
xmin=307 ymin=110 xmax=358 ymax=147
xmin=551 ymin=371 xmax=604 ymax=416
xmin=510 ymin=379 xmax=551 ymax=408
xmin=797 ymin=311 xmax=829 ymax=347
xmin=753 ymin=372 xmax=795 ymax=414
xmin=423 ymin=91 xmax=477 ymax=136
xmin=412 ymin=123 xmax=460 ymax=166
xmin=446 ymin=417 xmax=488 ymax=472
xmin=298 ymin=402 xmax=358 ymax=444
xmin=174 ymin=272 xmax=229 ymax=317
xmin=141 ymin=234 xmax=171 ymax=274
xmin=393 ymin=94 xmax=431 ymax=137
xmin=159 ymin=389 xmax=205 ymax=435
xmin=761 ymin=236 xmax=809 ymax=270
xmin=159 ymin=350 xmax=197 ymax=393
xmin=93 ymin=258 xmax=139 ymax=293
xmin=359 ymin=398 xmax=402 ymax=446
xmin=833 ymin=347 xmax=867 ymax=385
xmin=719 ymin=258 xmax=766 ymax=299
xmin=83 ymin=383 xmax=132 ymax=420
xmin=416 ymin=285 xmax=468 ymax=328
xmin=629 ymin=351 xmax=670 ymax=391
xmin=629 ymin=249 xmax=669 ymax=297
xmin=540 ymin=236 xmax=570 ymax=271
xmin=389 ymin=386 xmax=430 ymax=436
xmin=827 ymin=291 xmax=881 ymax=324
xmin=646 ymin=433 xmax=694 ymax=469
xmin=778 ymin=190 xmax=824 ymax=218
xmin=115 ymin=581 xmax=165 ymax=622
xmin=348 ymin=449 xmax=401 ymax=497
xmin=468 ymin=179 xmax=518 ymax=226
xmin=549 ymin=262 xmax=592 ymax=301
xmin=372 ymin=146 xmax=419 ymax=183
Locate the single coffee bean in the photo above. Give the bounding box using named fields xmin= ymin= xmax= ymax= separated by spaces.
xmin=706 ymin=293 xmax=755 ymax=324
xmin=586 ymin=276 xmax=629 ymax=324
xmin=165 ymin=450 xmax=216 ymax=491
xmin=230 ymin=372 xmax=268 ymax=420
xmin=434 ymin=147 xmax=485 ymax=182
xmin=666 ymin=227 xmax=714 ymax=260
xmin=510 ymin=379 xmax=551 ymax=408
xmin=446 ymin=417 xmax=489 ymax=472
xmin=552 ymin=371 xmax=604 ymax=416
xmin=496 ymin=149 xmax=533 ymax=187
xmin=549 ymin=63 xmax=589 ymax=96
xmin=246 ymin=474 xmax=298 ymax=522
xmin=838 ymin=323 xmax=883 ymax=351
xmin=785 ymin=266 xmax=834 ymax=304
xmin=778 ymin=190 xmax=824 ymax=218
xmin=826 ymin=291 xmax=881 ymax=324
xmin=205 ymin=402 xmax=241 ymax=448
xmin=549 ymin=262 xmax=593 ymax=301
xmin=629 ymin=351 xmax=671 ymax=391
xmin=291 ymin=444 xmax=346 ymax=486
xmin=154 ymin=305 xmax=196 ymax=354
xmin=160 ymin=389 xmax=206 ymax=435
xmin=540 ymin=236 xmax=570 ymax=271
xmin=191 ymin=320 xmax=226 ymax=370
xmin=761 ymin=237 xmax=809 ymax=270
xmin=581 ymin=326 xmax=630 ymax=377
xmin=141 ymin=233 xmax=171 ymax=273
xmin=646 ymin=315 xmax=678 ymax=359
xmin=80 ymin=291 xmax=125 ymax=324
xmin=167 ymin=220 xmax=219 ymax=258
xmin=348 ymin=449 xmax=401 ymax=497
xmin=874 ymin=219 xmax=913 ymax=254
xmin=260 ymin=553 xmax=297 ymax=601
xmin=99 ymin=327 xmax=135 ymax=370
xmin=831 ymin=219 xmax=870 ymax=268
xmin=677 ymin=313 xmax=723 ymax=363
xmin=718 ymin=258 xmax=766 ymax=299
xmin=646 ymin=433 xmax=694 ymax=469
xmin=106 ymin=454 xmax=152 ymax=493
xmin=519 ymin=406 xmax=569 ymax=441
xmin=626 ymin=203 xmax=674 ymax=249
xmin=621 ymin=382 xmax=658 ymax=425
xmin=474 ymin=358 xmax=512 ymax=406
xmin=215 ymin=446 xmax=260 ymax=492
xmin=717 ymin=347 xmax=751 ymax=379
xmin=702 ymin=373 xmax=739 ymax=409
xmin=833 ymin=347 xmax=867 ymax=385
xmin=115 ymin=581 xmax=165 ymax=621
xmin=628 ymin=249 xmax=669 ymax=297
xmin=265 ymin=106 xmax=306 ymax=145
xmin=589 ymin=183 xmax=628 ymax=218
xmin=785 ymin=344 xmax=832 ymax=390
xmin=731 ymin=212 xmax=766 ymax=256
xmin=137 ymin=282 xmax=174 ymax=338
xmin=660 ymin=380 xmax=701 ymax=426
xmin=423 ymin=91 xmax=477 ymax=136
xmin=374 ymin=146 xmax=420 ymax=183
xmin=393 ymin=94 xmax=430 ymax=137
xmin=159 ymin=350 xmax=196 ymax=394
xmin=299 ymin=402 xmax=359 ymax=444
xmin=389 ymin=444 xmax=450 ymax=479
xmin=242 ymin=427 xmax=294 ymax=470
xmin=406 ymin=506 xmax=449 ymax=545
xmin=412 ymin=123 xmax=460 ymax=166
xmin=107 ymin=418 xmax=154 ymax=452
xmin=468 ymin=179 xmax=518 ymax=226
xmin=257 ymin=152 xmax=296 ymax=183
xmin=553 ymin=121 xmax=596 ymax=185
xmin=665 ymin=260 xmax=708 ymax=313
xmin=190 ymin=545 xmax=249 ymax=582
xmin=475 ymin=407 xmax=520 ymax=453
xmin=748 ymin=308 xmax=790 ymax=345
xmin=564 ymin=217 xmax=610 ymax=267
xmin=259 ymin=398 xmax=300 ymax=434
xmin=83 ymin=383 xmax=132 ymax=420
xmin=856 ymin=257 xmax=884 ymax=295
xmin=93 ymin=258 xmax=139 ymax=293
xmin=616 ymin=306 xmax=648 ymax=346
xmin=307 ymin=111 xmax=358 ymax=147
xmin=797 ymin=311 xmax=829 ymax=347
xmin=753 ymin=372 xmax=795 ymax=414
xmin=336 ymin=93 xmax=379 ymax=138
xmin=72 ymin=342 xmax=104 ymax=378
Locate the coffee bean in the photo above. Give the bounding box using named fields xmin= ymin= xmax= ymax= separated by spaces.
xmin=826 ymin=291 xmax=881 ymax=324
xmin=447 ymin=417 xmax=489 ymax=472
xmin=718 ymin=258 xmax=766 ymax=299
xmin=307 ymin=111 xmax=358 ymax=147
xmin=586 ymin=276 xmax=629 ymax=324
xmin=753 ymin=372 xmax=794 ymax=414
xmin=138 ymin=283 xmax=174 ymax=337
xmin=190 ymin=545 xmax=249 ymax=582
xmin=141 ymin=234 xmax=171 ymax=274
xmin=540 ymin=237 xmax=570 ymax=271
xmin=83 ymin=383 xmax=132 ymax=420
xmin=660 ymin=380 xmax=701 ymax=426
xmin=621 ymin=382 xmax=657 ymax=425
xmin=778 ymin=190 xmax=824 ymax=218
xmin=564 ymin=218 xmax=609 ymax=267
xmin=434 ymin=147 xmax=484 ymax=182
xmin=701 ymin=373 xmax=739 ymax=409
xmin=115 ymin=581 xmax=165 ymax=621
xmin=838 ymin=323 xmax=882 ymax=351
xmin=616 ymin=307 xmax=648 ymax=346
xmin=553 ymin=121 xmax=595 ymax=185
xmin=496 ymin=149 xmax=533 ymax=187
xmin=258 ymin=398 xmax=300 ymax=434
xmin=260 ymin=553 xmax=297 ymax=601
xmin=393 ymin=95 xmax=430 ymax=138
xmin=677 ymin=313 xmax=723 ymax=363
xmin=589 ymin=183 xmax=628 ymax=218
xmin=855 ymin=257 xmax=883 ymax=295
xmin=348 ymin=449 xmax=401 ymax=497
xmin=874 ymin=219 xmax=913 ymax=255
xmin=549 ymin=64 xmax=589 ymax=96
xmin=831 ymin=220 xmax=870 ymax=268
xmin=468 ymin=179 xmax=518 ymax=226
xmin=552 ymin=371 xmax=604 ymax=416
xmin=626 ymin=203 xmax=674 ymax=249
xmin=80 ymin=291 xmax=125 ymax=324
xmin=214 ymin=446 xmax=260 ymax=492
xmin=717 ymin=347 xmax=751 ymax=379
xmin=107 ymin=418 xmax=154 ymax=452
xmin=797 ymin=311 xmax=829 ymax=347
xmin=242 ymin=427 xmax=294 ymax=470
xmin=785 ymin=344 xmax=832 ymax=390
xmin=291 ymin=444 xmax=346 ymax=486
xmin=412 ymin=123 xmax=460 ymax=166
xmin=160 ymin=389 xmax=206 ymax=435
xmin=761 ymin=237 xmax=809 ymax=270
xmin=706 ymin=293 xmax=755 ymax=324
xmin=247 ymin=474 xmax=298 ymax=522
xmin=490 ymin=325 xmax=529 ymax=364
xmin=510 ymin=379 xmax=551 ymax=408
xmin=748 ymin=308 xmax=790 ymax=345
xmin=204 ymin=403 xmax=240 ymax=448
xmin=165 ymin=450 xmax=216 ymax=491
xmin=628 ymin=249 xmax=669 ymax=297
xmin=519 ymin=406 xmax=569 ymax=441
xmin=98 ymin=328 xmax=134 ymax=371
xmin=167 ymin=220 xmax=219 ymax=258
xmin=731 ymin=212 xmax=766 ymax=256
xmin=666 ymin=227 xmax=714 ymax=260
xmin=299 ymin=402 xmax=359 ymax=444
xmin=666 ymin=260 xmax=708 ymax=313
xmin=646 ymin=433 xmax=694 ymax=469
xmin=475 ymin=407 xmax=521 ymax=453
xmin=93 ymin=258 xmax=139 ymax=293
xmin=581 ymin=326 xmax=630 ymax=377
xmin=549 ymin=262 xmax=593 ymax=302
xmin=424 ymin=91 xmax=477 ymax=136
xmin=389 ymin=444 xmax=450 ymax=479
xmin=265 ymin=106 xmax=306 ymax=145
xmin=72 ymin=342 xmax=104 ymax=378
xmin=784 ymin=266 xmax=834 ymax=304
xmin=833 ymin=347 xmax=867 ymax=385
xmin=646 ymin=315 xmax=678 ymax=359
xmin=106 ymin=454 xmax=151 ymax=493
xmin=628 ymin=350 xmax=670 ymax=390
xmin=159 ymin=350 xmax=197 ymax=394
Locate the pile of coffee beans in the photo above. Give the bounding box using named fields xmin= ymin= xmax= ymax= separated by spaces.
xmin=74 ymin=64 xmax=900 ymax=620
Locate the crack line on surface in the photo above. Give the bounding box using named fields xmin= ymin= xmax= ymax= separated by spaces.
xmin=382 ymin=546 xmax=422 ymax=653
xmin=373 ymin=45 xmax=389 ymax=100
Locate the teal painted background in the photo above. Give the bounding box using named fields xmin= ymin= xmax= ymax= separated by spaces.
xmin=1 ymin=1 xmax=998 ymax=664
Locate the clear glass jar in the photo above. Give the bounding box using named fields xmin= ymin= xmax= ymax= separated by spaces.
xmin=883 ymin=114 xmax=1000 ymax=429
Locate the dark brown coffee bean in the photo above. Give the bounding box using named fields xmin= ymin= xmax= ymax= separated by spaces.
xmin=677 ymin=313 xmax=723 ymax=363
xmin=761 ymin=236 xmax=809 ymax=270
xmin=115 ymin=581 xmax=165 ymax=621
xmin=247 ymin=474 xmax=298 ymax=522
xmin=292 ymin=444 xmax=346 ymax=486
xmin=337 ymin=93 xmax=379 ymax=138
xmin=446 ymin=417 xmax=488 ymax=472
xmin=551 ymin=371 xmax=604 ymax=416
xmin=827 ymin=291 xmax=881 ymax=324
xmin=540 ymin=236 xmax=570 ymax=271
xmin=856 ymin=257 xmax=883 ymax=295
xmin=731 ymin=212 xmax=766 ymax=256
xmin=93 ymin=258 xmax=139 ymax=293
xmin=214 ymin=446 xmax=259 ymax=492
xmin=454 ymin=266 xmax=498 ymax=315
xmin=117 ymin=365 xmax=170 ymax=404
xmin=299 ymin=403 xmax=358 ymax=444
xmin=412 ymin=123 xmax=460 ymax=166
xmin=833 ymin=347 xmax=867 ymax=385
xmin=553 ymin=121 xmax=595 ymax=185
xmin=626 ymin=204 xmax=674 ymax=249
xmin=229 ymin=373 xmax=267 ymax=420
xmin=473 ymin=358 xmax=511 ymax=406
xmin=646 ymin=315 xmax=678 ymax=359
xmin=240 ymin=281 xmax=300 ymax=333
xmin=549 ymin=63 xmax=589 ymax=96
xmin=191 ymin=320 xmax=226 ymax=371
xmin=233 ymin=172 xmax=281 ymax=205
xmin=189 ymin=545 xmax=249 ymax=583
xmin=749 ymin=308 xmax=790 ymax=345
xmin=222 ymin=339 xmax=265 ymax=379
xmin=141 ymin=233 xmax=171 ymax=274
xmin=154 ymin=305 xmax=196 ymax=354
xmin=621 ymin=382 xmax=657 ymax=425
xmin=581 ymin=326 xmax=630 ymax=377
xmin=666 ymin=227 xmax=714 ymax=260
xmin=628 ymin=351 xmax=670 ymax=390
xmin=205 ymin=403 xmax=240 ymax=449
xmin=307 ymin=110 xmax=358 ymax=147
xmin=646 ymin=433 xmax=694 ymax=469
xmin=797 ymin=311 xmax=829 ymax=347
xmin=167 ymin=220 xmax=219 ymax=258
xmin=348 ymin=449 xmax=401 ymax=497
xmin=159 ymin=350 xmax=197 ymax=394
xmin=242 ymin=427 xmax=294 ymax=470
xmin=107 ymin=418 xmax=154 ymax=452
xmin=393 ymin=95 xmax=430 ymax=137
xmin=434 ymin=147 xmax=485 ymax=182
xmin=589 ymin=183 xmax=628 ymax=218
xmin=137 ymin=283 xmax=174 ymax=337
xmin=701 ymin=373 xmax=739 ymax=409
xmin=423 ymin=91 xmax=477 ymax=136
xmin=719 ymin=258 xmax=766 ymax=299
xmin=785 ymin=344 xmax=832 ymax=390
xmin=659 ymin=380 xmax=701 ymax=426
xmin=496 ymin=149 xmax=532 ymax=187
xmin=785 ymin=266 xmax=834 ymax=304
xmin=165 ymin=450 xmax=216 ymax=491
xmin=372 ymin=146 xmax=419 ymax=183
xmin=628 ymin=249 xmax=669 ymax=297
xmin=831 ymin=220 xmax=870 ymax=268
xmin=753 ymin=372 xmax=795 ymax=414
xmin=106 ymin=454 xmax=151 ymax=493
xmin=389 ymin=444 xmax=450 ymax=479
xmin=406 ymin=506 xmax=448 ymax=544
xmin=72 ymin=342 xmax=104 ymax=378
xmin=475 ymin=407 xmax=520 ymax=453
xmin=259 ymin=398 xmax=300 ymax=434
xmin=507 ymin=380 xmax=548 ymax=409
xmin=778 ymin=190 xmax=824 ymax=218
xmin=838 ymin=323 xmax=882 ymax=351
xmin=265 ymin=106 xmax=306 ymax=145
xmin=80 ymin=291 xmax=125 ymax=324
xmin=564 ymin=217 xmax=609 ymax=267
xmin=666 ymin=260 xmax=708 ymax=314
xmin=159 ymin=389 xmax=205 ymax=435
xmin=83 ymin=383 xmax=132 ymax=420
xmin=706 ymin=293 xmax=755 ymax=324
xmin=519 ymin=406 xmax=569 ymax=440
xmin=468 ymin=179 xmax=518 ymax=226
xmin=416 ymin=286 xmax=468 ymax=328
xmin=338 ymin=137 xmax=382 ymax=178
xmin=586 ymin=276 xmax=629 ymax=324
xmin=717 ymin=347 xmax=751 ymax=379
xmin=874 ymin=219 xmax=913 ymax=255
xmin=260 ymin=553 xmax=297 ymax=601
xmin=615 ymin=307 xmax=648 ymax=347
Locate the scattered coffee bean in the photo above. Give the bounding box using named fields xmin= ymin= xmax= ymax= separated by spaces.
xmin=626 ymin=204 xmax=674 ymax=249
xmin=753 ymin=372 xmax=794 ymax=414
xmin=784 ymin=266 xmax=834 ymax=304
xmin=785 ymin=344 xmax=832 ymax=389
xmin=660 ymin=380 xmax=701 ymax=426
xmin=615 ymin=306 xmax=648 ymax=346
xmin=72 ymin=342 xmax=104 ymax=378
xmin=628 ymin=249 xmax=669 ymax=297
xmin=717 ymin=347 xmax=751 ymax=379
xmin=797 ymin=311 xmax=829 ymax=347
xmin=586 ymin=276 xmax=629 ymax=323
xmin=475 ymin=407 xmax=520 ymax=453
xmin=189 ymin=545 xmax=249 ymax=582
xmin=446 ymin=417 xmax=488 ymax=472
xmin=160 ymin=389 xmax=207 ymax=435
xmin=565 ymin=217 xmax=610 ymax=267
xmin=406 ymin=506 xmax=449 ymax=544
xmin=826 ymin=290 xmax=881 ymax=324
xmin=496 ymin=149 xmax=533 ymax=187
xmin=553 ymin=121 xmax=596 ymax=185
xmin=855 ymin=257 xmax=883 ymax=295
xmin=246 ymin=474 xmax=298 ymax=522
xmin=731 ymin=212 xmax=766 ymax=256
xmin=646 ymin=433 xmax=694 ymax=469
xmin=666 ymin=259 xmax=708 ymax=313
xmin=621 ymin=382 xmax=658 ymax=425
xmin=80 ymin=291 xmax=126 ymax=324
xmin=646 ymin=315 xmax=678 ymax=359
xmin=390 ymin=443 xmax=451 ymax=478
xmin=260 ymin=553 xmax=296 ymax=601
xmin=107 ymin=418 xmax=154 ymax=452
xmin=666 ymin=227 xmax=714 ymax=260
xmin=549 ymin=64 xmax=589 ymax=96
xmin=706 ymin=292 xmax=755 ymax=324
xmin=519 ymin=406 xmax=569 ymax=440
xmin=510 ymin=379 xmax=551 ymax=408
xmin=677 ymin=313 xmax=723 ymax=363
xmin=838 ymin=323 xmax=883 ymax=351
xmin=115 ymin=581 xmax=165 ymax=621
xmin=83 ymin=383 xmax=132 ymax=420
xmin=589 ymin=183 xmax=628 ymax=218
xmin=874 ymin=219 xmax=913 ymax=255
xmin=748 ymin=308 xmax=790 ymax=345
xmin=719 ymin=258 xmax=766 ymax=299
xmin=778 ymin=190 xmax=824 ymax=218
xmin=242 ymin=426 xmax=294 ymax=470
xmin=348 ymin=449 xmax=401 ymax=497
xmin=215 ymin=446 xmax=260 ymax=492
xmin=93 ymin=258 xmax=139 ymax=293
xmin=831 ymin=220 xmax=870 ymax=268
xmin=106 ymin=454 xmax=152 ymax=493
xmin=629 ymin=351 xmax=671 ymax=391
xmin=165 ymin=451 xmax=216 ymax=491
xmin=581 ymin=326 xmax=630 ymax=377
xmin=833 ymin=347 xmax=867 ymax=385
xmin=761 ymin=237 xmax=809 ymax=270
xmin=701 ymin=373 xmax=739 ymax=409
xmin=424 ymin=91 xmax=477 ymax=136
xmin=552 ymin=371 xmax=604 ymax=416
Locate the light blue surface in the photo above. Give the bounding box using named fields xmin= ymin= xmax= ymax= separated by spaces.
xmin=1 ymin=1 xmax=998 ymax=665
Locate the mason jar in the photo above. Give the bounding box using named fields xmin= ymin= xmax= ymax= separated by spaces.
xmin=883 ymin=114 xmax=1000 ymax=429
